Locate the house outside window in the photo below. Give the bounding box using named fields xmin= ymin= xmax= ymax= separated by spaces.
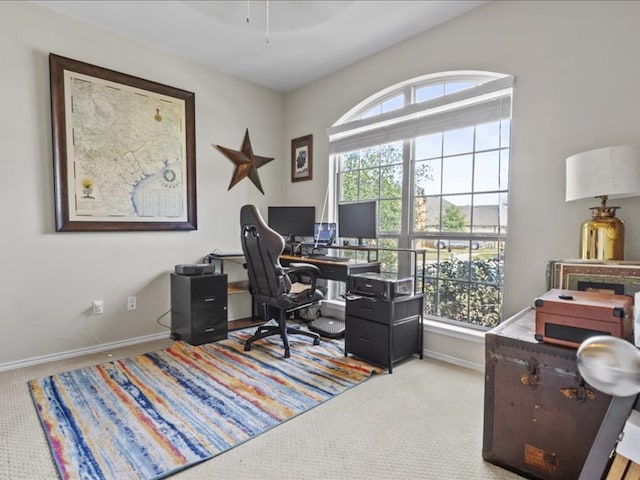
xmin=328 ymin=72 xmax=513 ymax=329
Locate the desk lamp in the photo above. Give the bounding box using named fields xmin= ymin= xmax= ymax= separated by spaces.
xmin=576 ymin=336 xmax=640 ymax=478
xmin=566 ymin=145 xmax=640 ymax=260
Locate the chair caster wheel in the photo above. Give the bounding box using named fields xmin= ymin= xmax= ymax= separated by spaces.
xmin=244 ymin=344 xmax=251 ymax=352
xmin=313 ymin=338 xmax=320 ymax=345
xmin=284 ymin=351 xmax=291 ymax=358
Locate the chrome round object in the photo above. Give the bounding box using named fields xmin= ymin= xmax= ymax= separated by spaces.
xmin=576 ymin=336 xmax=640 ymax=398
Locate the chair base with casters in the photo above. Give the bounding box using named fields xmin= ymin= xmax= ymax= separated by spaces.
xmin=240 ymin=204 xmax=324 ymax=358
xmin=244 ymin=307 xmax=320 ymax=358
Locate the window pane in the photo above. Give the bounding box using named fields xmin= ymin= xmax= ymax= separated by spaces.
xmin=468 ymin=283 xmax=501 ymax=328
xmin=475 ymin=121 xmax=501 ymax=151
xmin=472 ymin=193 xmax=500 ymax=233
xmin=382 ymin=94 xmax=404 ymax=113
xmin=415 ymin=133 xmax=442 ymax=160
xmin=339 ymin=171 xmax=358 ymax=202
xmin=500 ymin=149 xmax=509 ymax=189
xmin=443 ymin=127 xmax=474 ymax=156
xmin=474 ymin=151 xmax=500 ymax=192
xmin=500 ymin=119 xmax=511 ymax=147
xmin=339 ymin=151 xmax=359 ymax=171
xmin=361 ymin=146 xmax=380 ymax=168
xmin=439 ymin=257 xmax=470 ymax=280
xmin=380 ymin=142 xmax=403 ymax=166
xmin=379 ymin=198 xmax=401 ymax=233
xmin=413 ymin=196 xmax=441 ymax=232
xmin=414 ymin=159 xmax=440 ymax=196
xmin=423 ymin=278 xmax=438 ymax=316
xmin=415 ymin=83 xmax=444 ymax=103
xmin=380 ymin=165 xmax=403 ymax=199
xmin=360 ymin=104 xmax=381 ymax=119
xmin=499 ymin=193 xmax=508 ymax=234
xmin=445 ymin=81 xmax=476 ymax=95
xmin=442 ymin=154 xmax=472 ymax=194
xmin=439 ymin=279 xmax=469 ymax=321
xmin=359 ymin=168 xmax=379 ymax=199
xmin=441 ymin=195 xmax=471 ymax=232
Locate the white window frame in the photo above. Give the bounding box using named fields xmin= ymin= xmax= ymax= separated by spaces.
xmin=328 ymin=71 xmax=513 ymax=329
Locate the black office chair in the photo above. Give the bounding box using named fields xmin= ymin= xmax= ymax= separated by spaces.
xmin=240 ymin=204 xmax=322 ymax=358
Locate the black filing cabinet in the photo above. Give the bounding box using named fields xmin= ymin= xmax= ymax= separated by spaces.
xmin=345 ymin=293 xmax=423 ymax=373
xmin=170 ymin=273 xmax=228 ymax=345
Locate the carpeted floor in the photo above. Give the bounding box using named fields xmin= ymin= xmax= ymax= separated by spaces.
xmin=1 ymin=334 xmax=524 ymax=480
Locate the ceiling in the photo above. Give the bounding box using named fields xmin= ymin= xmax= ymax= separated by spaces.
xmin=33 ymin=0 xmax=488 ymax=93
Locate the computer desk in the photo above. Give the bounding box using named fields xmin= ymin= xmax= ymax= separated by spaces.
xmin=279 ymin=254 xmax=381 ymax=282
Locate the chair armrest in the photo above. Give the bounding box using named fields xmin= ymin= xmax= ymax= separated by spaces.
xmin=283 ymin=263 xmax=321 ymax=298
xmin=285 ymin=262 xmax=321 ymax=276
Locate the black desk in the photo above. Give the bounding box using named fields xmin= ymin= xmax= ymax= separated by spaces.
xmin=279 ymin=254 xmax=381 ymax=282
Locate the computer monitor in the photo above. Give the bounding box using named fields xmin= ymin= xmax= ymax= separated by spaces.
xmin=267 ymin=206 xmax=315 ymax=242
xmin=314 ymin=222 xmax=337 ymax=245
xmin=338 ymin=201 xmax=377 ymax=245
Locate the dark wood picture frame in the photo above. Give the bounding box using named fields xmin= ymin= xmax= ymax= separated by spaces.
xmin=50 ymin=54 xmax=197 ymax=231
xmin=291 ymin=134 xmax=313 ymax=182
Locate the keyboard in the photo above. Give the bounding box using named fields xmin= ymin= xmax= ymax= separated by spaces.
xmin=305 ymin=254 xmax=350 ymax=262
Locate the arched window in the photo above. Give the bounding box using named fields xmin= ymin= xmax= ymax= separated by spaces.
xmin=328 ymin=71 xmax=513 ymax=329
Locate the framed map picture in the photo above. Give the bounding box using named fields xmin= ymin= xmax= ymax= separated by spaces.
xmin=49 ymin=54 xmax=197 ymax=231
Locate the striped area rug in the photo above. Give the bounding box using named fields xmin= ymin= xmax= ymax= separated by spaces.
xmin=28 ymin=330 xmax=382 ymax=480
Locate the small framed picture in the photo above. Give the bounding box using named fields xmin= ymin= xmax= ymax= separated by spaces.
xmin=291 ymin=134 xmax=313 ymax=182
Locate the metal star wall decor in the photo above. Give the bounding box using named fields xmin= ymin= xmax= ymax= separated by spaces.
xmin=213 ymin=128 xmax=274 ymax=194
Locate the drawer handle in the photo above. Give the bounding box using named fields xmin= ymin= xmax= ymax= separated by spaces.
xmin=204 ymin=296 xmax=216 ymax=302
xmin=204 ymin=327 xmax=217 ymax=333
xmin=360 ymin=307 xmax=374 ymax=312
xmin=358 ymin=336 xmax=371 ymax=343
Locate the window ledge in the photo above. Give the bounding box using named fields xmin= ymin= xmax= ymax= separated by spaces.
xmin=423 ymin=318 xmax=486 ymax=344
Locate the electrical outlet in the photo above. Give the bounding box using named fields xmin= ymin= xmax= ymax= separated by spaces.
xmin=127 ymin=296 xmax=137 ymax=311
xmin=92 ymin=300 xmax=104 ymax=315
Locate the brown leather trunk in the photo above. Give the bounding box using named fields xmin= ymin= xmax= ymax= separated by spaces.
xmin=483 ymin=308 xmax=613 ymax=480
xmin=534 ymin=289 xmax=633 ymax=348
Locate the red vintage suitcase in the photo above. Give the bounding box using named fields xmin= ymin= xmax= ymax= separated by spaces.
xmin=534 ymin=289 xmax=633 ymax=348
xmin=483 ymin=308 xmax=613 ymax=480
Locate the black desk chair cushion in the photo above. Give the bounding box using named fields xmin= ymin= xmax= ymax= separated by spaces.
xmin=240 ymin=204 xmax=322 ymax=358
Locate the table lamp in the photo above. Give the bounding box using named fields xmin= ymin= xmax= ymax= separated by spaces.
xmin=566 ymin=145 xmax=640 ymax=260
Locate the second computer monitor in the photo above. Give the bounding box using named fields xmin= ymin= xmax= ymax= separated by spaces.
xmin=338 ymin=201 xmax=377 ymax=244
xmin=267 ymin=206 xmax=315 ymax=242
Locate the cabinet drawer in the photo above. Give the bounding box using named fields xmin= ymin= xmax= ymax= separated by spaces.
xmin=191 ymin=308 xmax=228 ymax=344
xmin=345 ymin=315 xmax=421 ymax=369
xmin=346 ymin=295 xmax=422 ymax=325
xmin=189 ymin=276 xmax=227 ymax=311
xmin=345 ymin=315 xmax=389 ymax=367
xmin=392 ymin=315 xmax=421 ymax=362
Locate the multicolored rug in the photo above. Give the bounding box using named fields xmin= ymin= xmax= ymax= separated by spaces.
xmin=28 ymin=330 xmax=382 ymax=480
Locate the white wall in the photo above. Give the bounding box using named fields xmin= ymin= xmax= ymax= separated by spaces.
xmin=283 ymin=0 xmax=640 ymax=321
xmin=4 ymin=1 xmax=640 ymax=368
xmin=0 ymin=2 xmax=287 ymax=366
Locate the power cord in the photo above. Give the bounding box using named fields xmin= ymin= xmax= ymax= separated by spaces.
xmin=156 ymin=309 xmax=171 ymax=330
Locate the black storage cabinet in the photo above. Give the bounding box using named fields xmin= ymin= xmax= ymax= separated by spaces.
xmin=345 ymin=293 xmax=423 ymax=373
xmin=170 ymin=273 xmax=228 ymax=345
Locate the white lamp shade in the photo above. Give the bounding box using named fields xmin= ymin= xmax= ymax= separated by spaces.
xmin=566 ymin=145 xmax=640 ymax=202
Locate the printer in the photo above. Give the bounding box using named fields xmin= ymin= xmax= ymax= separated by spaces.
xmin=347 ymin=272 xmax=413 ymax=300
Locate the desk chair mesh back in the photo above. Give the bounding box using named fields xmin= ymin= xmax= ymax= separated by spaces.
xmin=240 ymin=204 xmax=322 ymax=358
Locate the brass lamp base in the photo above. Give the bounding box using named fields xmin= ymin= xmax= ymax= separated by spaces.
xmin=579 ymin=201 xmax=624 ymax=260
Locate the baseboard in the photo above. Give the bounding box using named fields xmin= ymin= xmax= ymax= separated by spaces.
xmin=0 ymin=331 xmax=171 ymax=372
xmin=423 ymin=348 xmax=484 ymax=372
